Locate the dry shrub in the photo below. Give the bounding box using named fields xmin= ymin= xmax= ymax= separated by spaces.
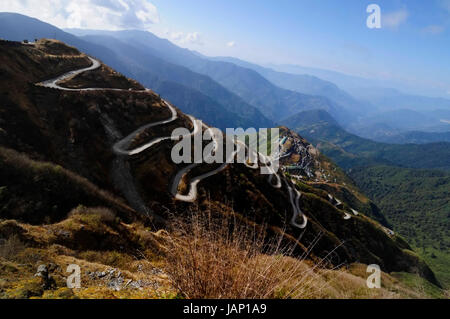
xmin=0 ymin=234 xmax=26 ymax=260
xmin=69 ymin=206 xmax=117 ymax=224
xmin=162 ymin=211 xmax=338 ymax=299
xmin=0 ymin=146 xmax=135 ymax=217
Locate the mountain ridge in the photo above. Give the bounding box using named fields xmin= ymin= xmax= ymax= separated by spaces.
xmin=0 ymin=12 xmax=273 ymax=131
xmin=282 ymin=109 xmax=450 ymax=171
xmin=65 ymin=28 xmax=351 ymax=125
xmin=0 ymin=38 xmax=440 ymax=290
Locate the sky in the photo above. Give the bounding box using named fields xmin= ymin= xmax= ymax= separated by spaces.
xmin=0 ymin=0 xmax=449 ymax=97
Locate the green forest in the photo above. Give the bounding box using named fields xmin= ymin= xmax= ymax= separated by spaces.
xmin=349 ymin=165 xmax=450 ymax=287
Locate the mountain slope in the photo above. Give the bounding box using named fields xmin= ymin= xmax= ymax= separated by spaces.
xmin=277 ymin=127 xmax=390 ymax=227
xmin=0 ymin=12 xmax=272 ymax=131
xmin=282 ymin=110 xmax=450 ymax=170
xmin=0 ymin=39 xmax=440 ymax=293
xmin=213 ymin=56 xmax=372 ymax=117
xmin=345 ymin=108 xmax=450 ymax=141
xmin=349 ymin=87 xmax=450 ymax=113
xmin=282 ymin=109 xmax=450 ymax=288
xmin=349 ymin=165 xmax=450 ymax=288
xmin=66 ymin=29 xmax=350 ymax=124
xmin=78 ymin=34 xmax=273 ymax=130
xmin=376 ymin=131 xmax=450 ymax=144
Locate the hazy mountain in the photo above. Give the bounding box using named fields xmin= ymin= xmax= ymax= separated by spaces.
xmin=269 ymin=63 xmax=449 ymax=98
xmin=280 ymin=109 xmax=338 ymax=128
xmin=376 ymin=131 xmax=450 ymax=144
xmin=213 ymin=56 xmax=374 ymax=117
xmin=76 ymin=34 xmax=274 ymax=130
xmin=268 ymin=63 xmax=386 ymax=92
xmin=268 ymin=63 xmax=450 ymax=141
xmin=346 ymin=109 xmax=450 ymax=140
xmin=349 ymin=87 xmax=450 ymax=113
xmin=281 ymin=110 xmax=450 ymax=171
xmin=344 ymin=95 xmax=450 ymax=141
xmin=67 ymin=29 xmax=351 ymax=124
xmin=361 ymin=109 xmax=439 ymax=130
xmin=0 ymin=13 xmax=272 ymax=130
xmin=1 ymin=38 xmax=441 ymax=297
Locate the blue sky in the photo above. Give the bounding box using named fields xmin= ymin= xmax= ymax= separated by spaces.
xmin=149 ymin=0 xmax=450 ymax=97
xmin=1 ymin=0 xmax=449 ymax=97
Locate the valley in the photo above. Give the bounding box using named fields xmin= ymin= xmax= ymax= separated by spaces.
xmin=0 ymin=9 xmax=448 ymax=301
xmin=0 ymin=38 xmax=444 ymax=299
xmin=281 ymin=109 xmax=450 ymax=290
xmin=349 ymin=166 xmax=450 ymax=288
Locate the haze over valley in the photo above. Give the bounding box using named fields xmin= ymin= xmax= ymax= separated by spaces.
xmin=0 ymin=1 xmax=448 ymax=300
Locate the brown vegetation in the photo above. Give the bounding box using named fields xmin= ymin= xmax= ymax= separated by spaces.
xmin=0 ymin=39 xmax=444 ymax=298
xmin=158 ymin=210 xmax=443 ymax=299
xmin=59 ymin=64 xmax=145 ymax=90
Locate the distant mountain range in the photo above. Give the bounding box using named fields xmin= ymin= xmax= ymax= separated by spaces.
xmin=268 ymin=63 xmax=450 ymax=99
xmin=267 ymin=63 xmax=450 ymax=140
xmin=281 ymin=109 xmax=450 ymax=171
xmin=376 ymin=130 xmax=450 ymax=144
xmin=66 ymin=28 xmax=350 ymax=125
xmin=0 ymin=13 xmax=272 ymax=130
xmin=345 ymin=109 xmax=450 ymax=142
xmin=2 ymin=35 xmax=443 ymax=296
xmin=349 ymin=87 xmax=450 ymax=113
xmin=1 ymin=11 xmax=449 ymax=294
xmin=1 ymin=12 xmax=449 ymax=145
xmin=212 ymin=56 xmax=373 ymax=118
xmin=281 ymin=108 xmax=450 ymax=287
xmin=64 ymin=29 xmax=450 ymax=140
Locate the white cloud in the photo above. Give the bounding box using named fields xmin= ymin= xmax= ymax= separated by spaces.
xmin=383 ymin=9 xmax=408 ymax=29
xmin=185 ymin=32 xmax=203 ymax=45
xmin=226 ymin=41 xmax=236 ymax=48
xmin=0 ymin=0 xmax=160 ymax=30
xmin=168 ymin=31 xmax=184 ymax=41
xmin=168 ymin=31 xmax=203 ymax=45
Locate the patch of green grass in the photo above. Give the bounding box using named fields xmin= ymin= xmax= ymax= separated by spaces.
xmin=417 ymin=247 xmax=450 ymax=289
xmin=391 ymin=272 xmax=446 ymax=299
xmin=349 ymin=165 xmax=450 ymax=288
xmin=2 ymin=278 xmax=44 ymax=299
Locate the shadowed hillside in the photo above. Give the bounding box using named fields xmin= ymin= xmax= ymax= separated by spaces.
xmin=0 ymin=39 xmax=444 ymax=298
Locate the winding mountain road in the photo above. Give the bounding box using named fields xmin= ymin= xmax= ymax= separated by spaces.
xmin=36 ymin=56 xmax=308 ymax=229
xmin=39 ymin=57 xmax=101 ymax=90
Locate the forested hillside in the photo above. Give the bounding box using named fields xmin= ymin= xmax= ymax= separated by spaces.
xmin=282 ymin=110 xmax=450 ymax=170
xmin=349 ymin=165 xmax=450 ymax=287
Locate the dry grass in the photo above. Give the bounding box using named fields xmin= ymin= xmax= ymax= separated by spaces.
xmin=69 ymin=206 xmax=117 ymax=224
xmin=0 ymin=146 xmax=135 ymax=217
xmin=160 ymin=210 xmax=344 ymax=299
xmin=0 ymin=234 xmax=26 ymax=260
